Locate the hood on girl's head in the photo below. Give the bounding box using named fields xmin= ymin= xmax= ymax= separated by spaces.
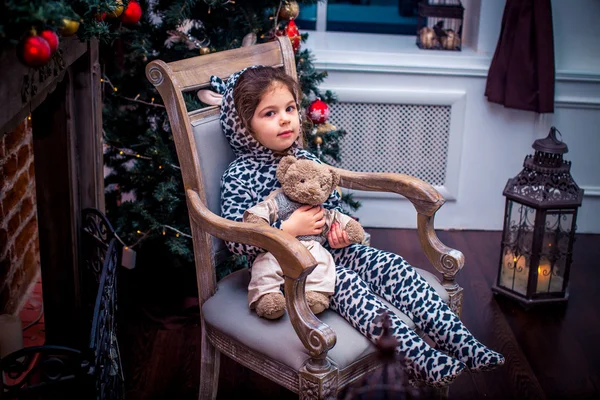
xmin=209 ymin=66 xmax=301 ymax=159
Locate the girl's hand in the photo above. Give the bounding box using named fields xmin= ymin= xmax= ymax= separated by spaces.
xmin=327 ymin=223 xmax=351 ymax=249
xmin=281 ymin=205 xmax=325 ymax=237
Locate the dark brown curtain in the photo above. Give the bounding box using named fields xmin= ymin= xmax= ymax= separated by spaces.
xmin=485 ymin=0 xmax=555 ymax=113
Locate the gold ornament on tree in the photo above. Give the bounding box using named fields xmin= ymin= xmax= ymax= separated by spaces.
xmin=107 ymin=0 xmax=124 ymax=18
xmin=313 ymin=136 xmax=323 ymax=145
xmin=279 ymin=1 xmax=300 ymax=20
xmin=316 ymin=122 xmax=337 ymax=136
xmin=59 ymin=18 xmax=80 ymax=37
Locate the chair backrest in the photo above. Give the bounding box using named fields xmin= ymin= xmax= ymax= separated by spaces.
xmin=190 ymin=113 xmax=235 ymax=264
xmin=146 ymin=36 xmax=297 ymax=298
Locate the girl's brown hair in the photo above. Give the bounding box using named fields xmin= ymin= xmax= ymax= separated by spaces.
xmin=233 ymin=67 xmax=302 ymax=136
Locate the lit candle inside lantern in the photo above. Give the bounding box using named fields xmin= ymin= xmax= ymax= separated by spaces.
xmin=536 ymin=259 xmax=564 ymax=293
xmin=500 ymin=250 xmax=529 ymax=295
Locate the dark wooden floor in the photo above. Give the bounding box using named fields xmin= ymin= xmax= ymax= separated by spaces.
xmin=119 ymin=230 xmax=600 ymax=400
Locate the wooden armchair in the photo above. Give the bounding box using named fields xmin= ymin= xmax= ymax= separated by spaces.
xmin=145 ymin=36 xmax=465 ymax=400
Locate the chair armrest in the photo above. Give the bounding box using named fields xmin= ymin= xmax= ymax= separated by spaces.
xmin=186 ymin=189 xmax=336 ymax=360
xmin=186 ymin=189 xmax=315 ymax=279
xmin=329 ymin=166 xmax=445 ymax=216
xmin=329 ymin=168 xmax=465 ymax=316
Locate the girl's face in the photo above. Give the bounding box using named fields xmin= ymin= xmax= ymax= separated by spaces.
xmin=250 ymin=83 xmax=300 ymax=152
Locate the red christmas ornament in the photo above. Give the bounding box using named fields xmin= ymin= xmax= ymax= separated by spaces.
xmin=18 ymin=36 xmax=52 ymax=67
xmin=39 ymin=30 xmax=59 ymax=54
xmin=285 ymin=18 xmax=301 ymax=52
xmin=307 ymin=98 xmax=330 ymax=124
xmin=96 ymin=12 xmax=107 ymax=21
xmin=121 ymin=1 xmax=142 ymax=24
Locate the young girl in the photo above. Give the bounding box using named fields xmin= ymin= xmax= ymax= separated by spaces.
xmin=212 ymin=66 xmax=504 ymax=387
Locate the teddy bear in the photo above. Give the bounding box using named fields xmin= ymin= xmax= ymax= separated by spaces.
xmin=243 ymin=156 xmax=365 ymax=319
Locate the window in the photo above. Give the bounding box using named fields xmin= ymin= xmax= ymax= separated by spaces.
xmin=295 ymin=2 xmax=317 ymax=30
xmin=296 ymin=0 xmax=419 ymax=35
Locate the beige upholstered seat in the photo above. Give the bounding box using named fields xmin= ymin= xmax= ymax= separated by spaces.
xmin=146 ymin=36 xmax=465 ymax=400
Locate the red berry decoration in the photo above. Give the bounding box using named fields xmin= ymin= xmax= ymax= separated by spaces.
xmin=96 ymin=12 xmax=107 ymax=21
xmin=307 ymin=98 xmax=330 ymax=124
xmin=285 ymin=18 xmax=301 ymax=52
xmin=39 ymin=30 xmax=59 ymax=54
xmin=121 ymin=1 xmax=142 ymax=24
xmin=18 ymin=36 xmax=52 ymax=67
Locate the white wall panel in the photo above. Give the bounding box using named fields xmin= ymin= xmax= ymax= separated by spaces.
xmin=306 ymin=1 xmax=600 ymax=233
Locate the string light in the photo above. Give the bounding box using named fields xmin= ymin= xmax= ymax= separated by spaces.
xmin=113 ymin=225 xmax=192 ymax=252
xmin=27 ymin=115 xmax=31 ymax=121
xmin=105 ymin=143 xmax=180 ymax=169
xmin=102 ymin=74 xmax=164 ymax=108
xmin=164 ymin=225 xmax=192 ymax=238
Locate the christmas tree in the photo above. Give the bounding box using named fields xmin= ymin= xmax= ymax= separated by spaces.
xmin=102 ymin=0 xmax=359 ymax=279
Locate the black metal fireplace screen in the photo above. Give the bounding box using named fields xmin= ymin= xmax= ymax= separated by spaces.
xmin=0 ymin=208 xmax=124 ymax=399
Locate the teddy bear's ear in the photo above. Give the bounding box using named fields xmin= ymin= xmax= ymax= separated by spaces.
xmin=330 ymin=168 xmax=340 ymax=188
xmin=277 ymin=156 xmax=297 ymax=183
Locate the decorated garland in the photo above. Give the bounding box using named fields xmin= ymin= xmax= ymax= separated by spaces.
xmin=1 ymin=1 xmax=143 ymax=67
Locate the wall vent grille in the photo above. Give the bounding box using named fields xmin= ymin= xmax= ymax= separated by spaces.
xmin=329 ymin=102 xmax=451 ymax=186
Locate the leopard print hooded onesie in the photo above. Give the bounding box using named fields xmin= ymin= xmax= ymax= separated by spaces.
xmin=214 ymin=67 xmax=504 ymax=387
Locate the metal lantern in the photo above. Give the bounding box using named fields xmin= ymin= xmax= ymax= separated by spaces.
xmin=492 ymin=127 xmax=584 ymax=307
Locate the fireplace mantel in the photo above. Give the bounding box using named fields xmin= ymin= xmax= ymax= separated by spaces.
xmin=0 ymin=37 xmax=104 ymax=347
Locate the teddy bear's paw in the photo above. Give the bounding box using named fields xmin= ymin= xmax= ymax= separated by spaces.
xmin=306 ymin=291 xmax=330 ymax=315
xmin=345 ymin=219 xmax=365 ymax=244
xmin=255 ymin=292 xmax=286 ymax=320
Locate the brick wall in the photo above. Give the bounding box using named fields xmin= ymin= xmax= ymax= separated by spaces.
xmin=0 ymin=119 xmax=41 ymax=315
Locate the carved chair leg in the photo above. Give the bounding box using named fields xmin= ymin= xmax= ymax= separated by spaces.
xmin=298 ymin=359 xmax=338 ymax=400
xmin=198 ymin=322 xmax=220 ymax=400
xmin=445 ymin=283 xmax=464 ymax=319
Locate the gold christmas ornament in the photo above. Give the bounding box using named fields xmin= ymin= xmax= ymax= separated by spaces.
xmin=440 ymin=29 xmax=461 ymax=50
xmin=279 ymin=1 xmax=300 ymax=20
xmin=59 ymin=18 xmax=80 ymax=36
xmin=313 ymin=136 xmax=323 ymax=145
xmin=107 ymin=0 xmax=124 ymax=18
xmin=199 ymin=46 xmax=211 ymax=55
xmin=419 ymin=27 xmax=437 ymax=49
xmin=316 ymin=122 xmax=337 ymax=136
